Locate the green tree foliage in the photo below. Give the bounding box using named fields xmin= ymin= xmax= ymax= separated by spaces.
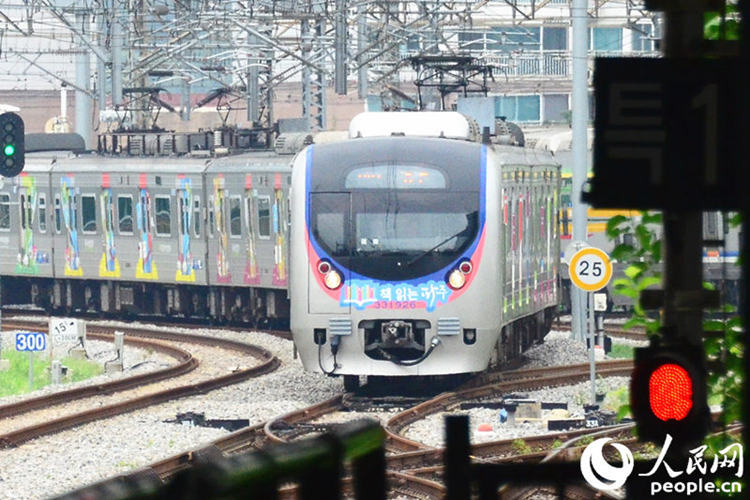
xmin=607 ymin=212 xmax=744 ymax=453
xmin=606 ymin=212 xmax=662 ymax=335
xmin=705 ymin=2 xmax=741 ymax=40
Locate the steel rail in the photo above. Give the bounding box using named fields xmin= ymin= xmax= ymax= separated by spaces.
xmin=0 ymin=321 xmax=280 ymax=448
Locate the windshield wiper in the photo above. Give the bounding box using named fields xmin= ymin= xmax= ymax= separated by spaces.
xmin=405 ymin=230 xmax=465 ymax=267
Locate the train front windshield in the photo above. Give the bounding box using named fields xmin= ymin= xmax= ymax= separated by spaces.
xmin=310 ymin=164 xmax=480 ymax=281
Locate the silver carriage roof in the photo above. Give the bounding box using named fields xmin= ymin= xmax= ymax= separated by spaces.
xmin=348 ymin=111 xmax=481 ymax=141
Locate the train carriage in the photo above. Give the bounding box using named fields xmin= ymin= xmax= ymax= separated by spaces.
xmin=204 ymin=153 xmax=292 ymax=323
xmin=290 ymin=112 xmax=561 ymax=387
xmin=0 ymin=153 xmax=58 ymax=291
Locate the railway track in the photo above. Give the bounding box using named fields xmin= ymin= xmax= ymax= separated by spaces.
xmin=554 ymin=318 xmax=648 ymax=341
xmin=77 ymin=359 xmax=634 ymax=499
xmin=2 ymin=314 xmax=637 ymax=498
xmin=0 ymin=319 xmax=280 ymax=448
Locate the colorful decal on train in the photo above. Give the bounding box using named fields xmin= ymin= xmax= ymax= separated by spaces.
xmin=98 ymin=183 xmax=121 ymax=278
xmin=175 ymin=176 xmax=195 ymax=282
xmin=15 ymin=174 xmax=39 ymax=275
xmin=271 ymin=174 xmax=288 ymax=286
xmin=61 ymin=175 xmax=83 ymax=277
xmin=341 ymin=279 xmax=453 ymax=312
xmin=213 ymin=176 xmax=231 ymax=283
xmin=136 ymin=183 xmax=159 ymax=280
xmin=307 ymin=228 xmax=486 ymax=312
xmin=243 ymin=175 xmax=260 ymax=285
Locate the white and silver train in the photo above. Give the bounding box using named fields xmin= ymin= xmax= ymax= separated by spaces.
xmin=290 ymin=112 xmax=561 ymax=388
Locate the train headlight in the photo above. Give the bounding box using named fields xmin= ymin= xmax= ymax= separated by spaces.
xmin=323 ymin=269 xmax=343 ymax=290
xmin=447 ymin=269 xmax=466 ymax=290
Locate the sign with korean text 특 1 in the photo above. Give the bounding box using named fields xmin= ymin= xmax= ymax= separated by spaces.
xmin=588 ymin=58 xmax=744 ymax=210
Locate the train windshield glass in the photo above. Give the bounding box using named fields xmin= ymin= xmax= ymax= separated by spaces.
xmin=310 ymin=191 xmax=479 ymax=281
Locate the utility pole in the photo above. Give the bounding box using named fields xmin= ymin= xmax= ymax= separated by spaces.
xmin=571 ymin=0 xmax=589 ymax=341
xmin=74 ymin=5 xmax=92 ymax=148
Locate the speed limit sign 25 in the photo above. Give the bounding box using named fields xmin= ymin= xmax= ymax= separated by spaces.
xmin=569 ymin=247 xmax=613 ymax=292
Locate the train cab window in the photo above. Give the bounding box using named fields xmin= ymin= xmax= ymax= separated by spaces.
xmin=118 ymin=195 xmax=134 ymax=234
xmin=54 ymin=195 xmax=62 ymax=233
xmin=229 ymin=196 xmax=242 ymax=237
xmin=0 ymin=194 xmax=10 ymax=230
xmin=257 ymin=196 xmax=271 ymax=239
xmin=81 ymin=195 xmax=97 ymax=233
xmin=193 ymin=197 xmax=201 ymax=237
xmin=155 ymin=196 xmax=171 ymax=236
xmin=38 ymin=195 xmax=47 ymax=233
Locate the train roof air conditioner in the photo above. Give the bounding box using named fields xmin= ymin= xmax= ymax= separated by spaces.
xmin=348 ymin=112 xmax=478 ymax=141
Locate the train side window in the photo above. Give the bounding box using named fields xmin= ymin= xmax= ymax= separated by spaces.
xmin=229 ymin=196 xmax=242 ymax=237
xmin=245 ymin=196 xmax=255 ymax=237
xmin=193 ymin=197 xmax=201 ymax=237
xmin=287 ymin=196 xmax=291 ymax=229
xmin=118 ymin=195 xmax=134 ymax=234
xmin=20 ymin=194 xmax=27 ymax=230
xmin=208 ymin=196 xmax=215 ymax=237
xmin=38 ymin=194 xmax=47 ymax=233
xmin=257 ymin=195 xmax=271 ymax=239
xmin=54 ymin=195 xmax=62 ymax=233
xmin=81 ymin=195 xmax=97 ymax=234
xmin=0 ymin=194 xmax=10 ymax=231
xmin=155 ymin=195 xmax=171 ymax=236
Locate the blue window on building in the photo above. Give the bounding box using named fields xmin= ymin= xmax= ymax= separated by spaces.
xmin=496 ymin=95 xmax=541 ymax=123
xmin=631 ymin=24 xmax=655 ymax=52
xmin=592 ymin=27 xmax=623 ymax=52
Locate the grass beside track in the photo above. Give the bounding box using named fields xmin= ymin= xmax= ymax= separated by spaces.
xmin=0 ymin=351 xmax=103 ymax=397
xmin=608 ymin=343 xmax=635 ymax=359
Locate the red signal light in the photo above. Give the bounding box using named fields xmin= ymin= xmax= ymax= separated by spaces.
xmin=630 ymin=345 xmax=710 ymax=447
xmin=648 ymin=363 xmax=693 ymax=421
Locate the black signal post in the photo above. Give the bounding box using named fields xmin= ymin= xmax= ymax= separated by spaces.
xmin=0 ymin=112 xmax=25 ymax=177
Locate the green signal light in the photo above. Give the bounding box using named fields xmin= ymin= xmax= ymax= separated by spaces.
xmin=3 ymin=144 xmax=14 ymax=156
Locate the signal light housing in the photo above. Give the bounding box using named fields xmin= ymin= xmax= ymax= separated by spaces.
xmin=630 ymin=345 xmax=710 ymax=447
xmin=0 ymin=112 xmax=24 ymax=178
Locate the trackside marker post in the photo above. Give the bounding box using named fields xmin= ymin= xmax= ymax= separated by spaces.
xmin=569 ymin=247 xmax=613 ymax=405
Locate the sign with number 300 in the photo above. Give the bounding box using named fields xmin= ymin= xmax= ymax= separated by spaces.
xmin=15 ymin=332 xmax=47 ymax=352
xmin=569 ymin=247 xmax=613 ymax=292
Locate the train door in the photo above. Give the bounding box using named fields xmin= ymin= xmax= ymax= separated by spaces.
xmin=244 ymin=186 xmax=260 ymax=284
xmin=175 ymin=177 xmax=194 ymax=282
xmin=17 ymin=176 xmax=38 ymax=274
xmin=60 ymin=175 xmax=82 ymax=276
xmin=136 ymin=186 xmax=157 ymax=279
xmin=99 ymin=187 xmax=120 ymax=277
xmin=308 ymin=192 xmax=351 ymax=314
xmin=272 ymin=173 xmax=288 ymax=286
xmin=212 ymin=177 xmax=231 ymax=283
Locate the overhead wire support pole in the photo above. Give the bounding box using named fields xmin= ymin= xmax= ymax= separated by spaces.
xmin=335 ymin=0 xmax=348 ymax=95
xmin=571 ymin=0 xmax=590 ymax=342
